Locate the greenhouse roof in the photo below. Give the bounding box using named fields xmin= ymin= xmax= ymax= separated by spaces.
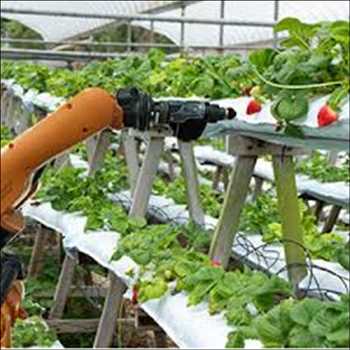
xmin=1 ymin=1 xmax=349 ymax=46
xmin=0 ymin=1 xmax=179 ymax=41
xmin=141 ymin=0 xmax=350 ymax=47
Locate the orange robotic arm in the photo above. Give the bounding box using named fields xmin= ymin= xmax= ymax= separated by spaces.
xmin=1 ymin=87 xmax=124 ymax=246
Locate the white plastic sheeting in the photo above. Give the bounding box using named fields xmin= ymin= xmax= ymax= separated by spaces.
xmin=1 ymin=1 xmax=349 ymax=46
xmin=1 ymin=0 xmax=171 ymax=41
xmin=22 ymin=201 xmax=253 ymax=349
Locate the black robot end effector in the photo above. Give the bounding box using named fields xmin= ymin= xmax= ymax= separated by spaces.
xmin=116 ymin=87 xmax=236 ymax=140
xmin=116 ymin=87 xmax=153 ymax=131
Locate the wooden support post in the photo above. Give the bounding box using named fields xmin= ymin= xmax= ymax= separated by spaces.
xmin=209 ymin=156 xmax=257 ymax=268
xmin=93 ymin=272 xmax=126 ymax=348
xmin=85 ymin=135 xmax=98 ymax=164
xmin=272 ymin=155 xmax=307 ymax=288
xmin=122 ymin=131 xmax=140 ymax=194
xmin=165 ymin=150 xmax=176 ymax=181
xmin=54 ymin=152 xmax=71 ymax=169
xmin=47 ymin=319 xmax=100 ymax=334
xmin=226 ymin=135 xmax=236 ymax=155
xmin=27 ymin=225 xmax=49 ymax=278
xmin=252 ymin=176 xmax=264 ymax=201
xmin=129 ymin=136 xmax=164 ymax=219
xmin=223 ymin=168 xmax=230 ymax=190
xmin=178 ymin=141 xmax=205 ymax=226
xmin=49 ymin=253 xmax=78 ymax=319
xmin=313 ymin=200 xmax=325 ymax=222
xmin=88 ymin=130 xmax=111 ymax=176
xmin=322 ymin=205 xmax=342 ymax=233
xmin=327 ymin=151 xmax=338 ymax=166
xmin=212 ymin=165 xmax=224 ymax=191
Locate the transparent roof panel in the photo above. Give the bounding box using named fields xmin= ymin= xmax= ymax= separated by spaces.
xmin=136 ymin=0 xmax=350 ymax=46
xmin=1 ymin=0 xmax=172 ymax=40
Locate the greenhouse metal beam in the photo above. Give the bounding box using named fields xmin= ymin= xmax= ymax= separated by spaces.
xmin=0 ymin=8 xmax=276 ymax=27
xmin=1 ymin=38 xmax=140 ymax=48
xmin=1 ymin=38 xmax=276 ymax=51
xmin=144 ymin=0 xmax=201 ymax=14
xmin=1 ymin=48 xmax=130 ymax=61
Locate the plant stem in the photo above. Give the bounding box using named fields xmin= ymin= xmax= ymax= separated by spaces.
xmin=254 ymin=67 xmax=343 ymax=90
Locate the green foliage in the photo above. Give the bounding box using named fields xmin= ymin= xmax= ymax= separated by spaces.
xmin=243 ymin=18 xmax=350 ymax=135
xmin=112 ymin=219 xmax=292 ymax=327
xmin=36 ymin=151 xmax=129 ymax=231
xmin=297 ymin=152 xmax=350 ymax=183
xmin=1 ymin=18 xmax=44 ymax=49
xmin=240 ymin=193 xmax=349 ymax=268
xmin=0 ymin=125 xmax=13 ymax=147
xmin=1 ymin=50 xmax=243 ymax=99
xmin=12 ymin=316 xmax=57 ymax=348
xmin=154 ymin=176 xmax=224 ymax=218
xmin=228 ymin=295 xmax=350 ymax=348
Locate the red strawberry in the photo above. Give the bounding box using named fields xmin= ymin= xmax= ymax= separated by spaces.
xmin=246 ymin=99 xmax=262 ymax=115
xmin=211 ymin=258 xmax=221 ymax=267
xmin=317 ymin=105 xmax=338 ymax=127
xmin=132 ymin=285 xmax=139 ymax=305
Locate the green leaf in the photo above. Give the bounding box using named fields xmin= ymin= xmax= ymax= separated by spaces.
xmin=284 ymin=123 xmax=305 ymax=139
xmin=309 ymin=309 xmax=332 ymax=337
xmin=128 ymin=217 xmax=147 ymax=229
xmin=254 ymin=299 xmax=295 ymax=348
xmin=290 ymin=298 xmax=324 ymax=326
xmin=330 ymin=21 xmax=350 ymax=45
xmin=271 ymin=92 xmax=309 ymax=121
xmin=133 ymin=250 xmax=152 ymax=266
xmin=139 ymin=278 xmax=168 ymax=302
xmin=289 ymin=325 xmax=325 ymax=348
xmin=274 ymin=18 xmax=320 ymax=49
xmin=226 ymin=331 xmax=245 ymax=348
xmin=249 ymin=48 xmax=276 ymax=73
xmin=328 ymin=85 xmax=349 ymax=111
xmin=326 ymin=327 xmax=350 ymax=347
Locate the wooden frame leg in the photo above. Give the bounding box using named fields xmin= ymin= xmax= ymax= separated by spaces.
xmin=272 ymin=155 xmax=307 ymax=288
xmin=209 ymin=156 xmax=257 ymax=269
xmin=49 ymin=252 xmax=78 ymax=319
xmin=327 ymin=151 xmax=338 ymax=166
xmin=212 ymin=165 xmax=224 ymax=191
xmin=129 ymin=136 xmax=164 ymax=219
xmin=252 ymin=176 xmax=264 ymax=201
xmin=122 ymin=132 xmax=140 ymax=194
xmin=313 ymin=200 xmax=325 ymax=222
xmin=28 ymin=225 xmax=49 ymax=278
xmin=165 ymin=150 xmax=176 ymax=181
xmin=86 ymin=135 xmax=99 ymax=164
xmin=223 ymin=168 xmax=230 ymax=190
xmin=88 ymin=130 xmax=111 ymax=176
xmin=322 ymin=205 xmax=341 ymax=233
xmin=54 ymin=152 xmax=72 ymax=169
xmin=93 ymin=272 xmax=126 ymax=348
xmin=178 ymin=141 xmax=205 ymax=226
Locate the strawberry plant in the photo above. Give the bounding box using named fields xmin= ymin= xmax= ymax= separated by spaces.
xmin=240 ymin=193 xmax=349 ymax=269
xmin=153 ymin=176 xmax=224 ymax=218
xmin=225 ymin=18 xmax=349 ymax=136
xmin=296 ymin=151 xmax=350 ymax=183
xmin=12 ymin=316 xmax=57 ymax=348
xmin=227 ymin=295 xmax=350 ymax=348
